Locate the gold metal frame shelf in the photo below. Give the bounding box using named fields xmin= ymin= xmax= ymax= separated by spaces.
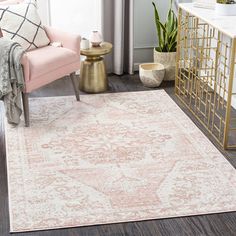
xmin=175 ymin=5 xmax=236 ymax=149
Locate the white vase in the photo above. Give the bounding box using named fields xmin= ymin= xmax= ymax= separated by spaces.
xmin=139 ymin=63 xmax=165 ymax=88
xmin=215 ymin=3 xmax=236 ymax=16
xmin=90 ymin=31 xmax=103 ymax=47
xmin=154 ymin=49 xmax=176 ymax=81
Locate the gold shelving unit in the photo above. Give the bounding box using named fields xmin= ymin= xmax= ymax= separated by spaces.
xmin=175 ymin=5 xmax=236 ymax=149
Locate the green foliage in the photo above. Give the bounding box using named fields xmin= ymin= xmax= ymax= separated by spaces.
xmin=217 ymin=0 xmax=235 ymax=4
xmin=152 ymin=0 xmax=178 ymax=53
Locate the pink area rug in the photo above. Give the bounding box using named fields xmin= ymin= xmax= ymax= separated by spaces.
xmin=5 ymin=90 xmax=236 ymax=232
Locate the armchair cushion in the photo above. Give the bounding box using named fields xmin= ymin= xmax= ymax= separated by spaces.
xmin=0 ymin=0 xmax=50 ymax=50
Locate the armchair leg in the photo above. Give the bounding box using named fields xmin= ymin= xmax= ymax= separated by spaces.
xmin=22 ymin=93 xmax=30 ymax=127
xmin=70 ymin=72 xmax=80 ymax=101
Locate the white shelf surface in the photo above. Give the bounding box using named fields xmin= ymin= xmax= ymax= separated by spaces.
xmin=179 ymin=3 xmax=236 ymax=38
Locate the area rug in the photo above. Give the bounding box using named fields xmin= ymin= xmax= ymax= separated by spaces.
xmin=5 ymin=90 xmax=236 ymax=233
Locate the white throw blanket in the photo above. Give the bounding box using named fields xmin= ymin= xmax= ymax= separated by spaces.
xmin=0 ymin=37 xmax=25 ymax=125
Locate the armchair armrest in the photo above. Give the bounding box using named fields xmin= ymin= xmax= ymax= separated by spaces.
xmin=21 ymin=53 xmax=30 ymax=82
xmin=45 ymin=26 xmax=81 ymax=56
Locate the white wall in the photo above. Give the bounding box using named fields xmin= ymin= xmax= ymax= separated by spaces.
xmin=37 ymin=0 xmax=50 ymax=25
xmin=134 ymin=0 xmax=170 ymax=68
xmin=38 ymin=0 xmax=168 ymax=69
xmin=49 ymin=0 xmax=101 ymax=39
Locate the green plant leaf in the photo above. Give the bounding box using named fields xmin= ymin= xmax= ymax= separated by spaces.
xmin=167 ymin=0 xmax=174 ymax=34
xmin=152 ymin=2 xmax=163 ymax=51
xmin=152 ymin=0 xmax=178 ymax=52
xmin=169 ymin=27 xmax=178 ymax=42
xmin=169 ymin=41 xmax=177 ymax=52
xmin=155 ymin=46 xmax=162 ymax=52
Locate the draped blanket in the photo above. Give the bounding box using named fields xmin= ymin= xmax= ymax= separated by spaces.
xmin=0 ymin=37 xmax=25 ymax=125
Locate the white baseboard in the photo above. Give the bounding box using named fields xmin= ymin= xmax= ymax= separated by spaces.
xmin=134 ymin=63 xmax=141 ymax=72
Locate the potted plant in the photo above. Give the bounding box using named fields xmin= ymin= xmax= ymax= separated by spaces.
xmin=152 ymin=0 xmax=178 ymax=81
xmin=216 ymin=0 xmax=236 ymax=16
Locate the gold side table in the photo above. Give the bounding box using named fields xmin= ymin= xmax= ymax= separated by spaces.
xmin=79 ymin=42 xmax=113 ymax=93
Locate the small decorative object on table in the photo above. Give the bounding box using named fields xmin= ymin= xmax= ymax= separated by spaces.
xmin=215 ymin=0 xmax=236 ymax=16
xmin=80 ymin=38 xmax=90 ymax=50
xmin=80 ymin=42 xmax=113 ymax=93
xmin=152 ymin=0 xmax=178 ymax=81
xmin=90 ymin=31 xmax=103 ymax=47
xmin=139 ymin=63 xmax=165 ymax=88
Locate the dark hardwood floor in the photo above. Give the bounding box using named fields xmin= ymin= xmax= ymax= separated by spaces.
xmin=0 ymin=74 xmax=236 ymax=236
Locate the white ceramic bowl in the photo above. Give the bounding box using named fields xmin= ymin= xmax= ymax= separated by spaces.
xmin=215 ymin=3 xmax=236 ymax=16
xmin=139 ymin=63 xmax=165 ymax=88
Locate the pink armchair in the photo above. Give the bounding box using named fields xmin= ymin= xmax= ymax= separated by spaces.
xmin=0 ymin=26 xmax=81 ymax=127
xmin=21 ymin=26 xmax=81 ymax=126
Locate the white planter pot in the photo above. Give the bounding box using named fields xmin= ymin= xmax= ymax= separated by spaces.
xmin=154 ymin=49 xmax=176 ymax=81
xmin=215 ymin=3 xmax=236 ymax=16
xmin=139 ymin=63 xmax=165 ymax=88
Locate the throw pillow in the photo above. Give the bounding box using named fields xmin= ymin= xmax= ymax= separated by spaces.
xmin=0 ymin=0 xmax=50 ymax=51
